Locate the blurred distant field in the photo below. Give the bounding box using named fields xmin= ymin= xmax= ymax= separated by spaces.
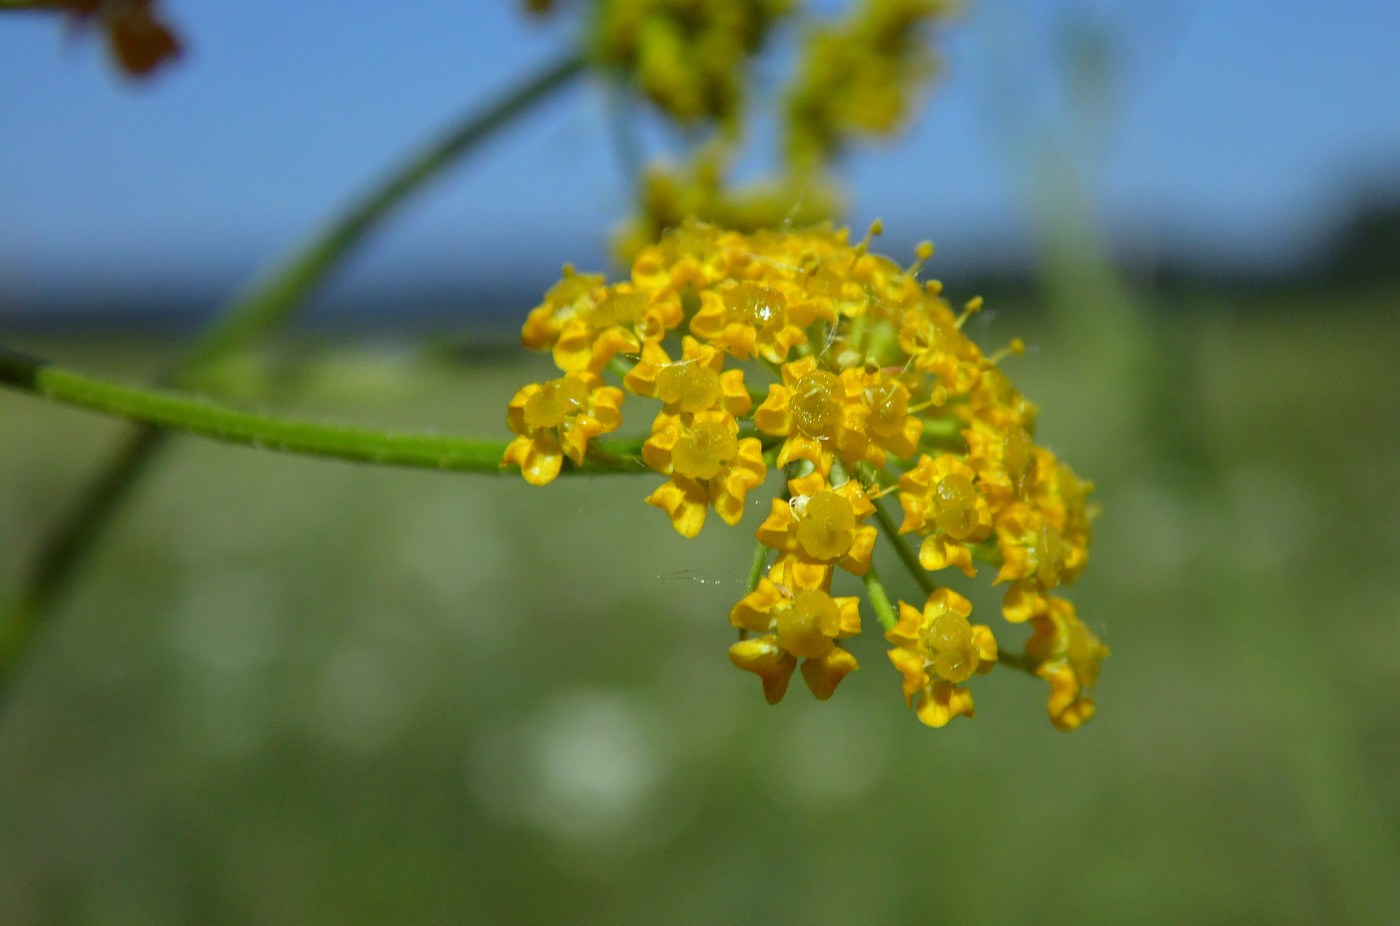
xmin=1 ymin=289 xmax=1397 ymax=925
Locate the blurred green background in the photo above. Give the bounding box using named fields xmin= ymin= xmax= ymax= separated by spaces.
xmin=2 ymin=272 xmax=1398 ymax=923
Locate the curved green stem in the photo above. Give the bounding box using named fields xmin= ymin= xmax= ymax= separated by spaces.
xmin=1 ymin=52 xmax=586 ymax=691
xmin=870 ymin=494 xmax=935 ymax=598
xmin=0 ymin=348 xmax=644 ymax=475
xmin=176 ymin=52 xmax=586 ymax=383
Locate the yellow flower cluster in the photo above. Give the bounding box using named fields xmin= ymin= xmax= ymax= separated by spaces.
xmin=785 ymin=0 xmax=956 ymax=169
xmin=504 ymin=220 xmax=1106 ymax=731
xmin=583 ymin=0 xmax=795 ymax=126
xmin=525 ymin=3 xmax=956 ymax=262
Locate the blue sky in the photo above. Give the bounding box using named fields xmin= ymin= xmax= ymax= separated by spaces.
xmin=2 ymin=1 xmax=1398 ymax=316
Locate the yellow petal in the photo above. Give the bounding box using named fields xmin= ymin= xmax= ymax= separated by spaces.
xmin=729 ymin=636 xmax=797 ymax=704
xmin=729 ymin=577 xmax=787 ymax=633
xmin=646 ymin=476 xmax=709 ymax=537
xmin=502 ymin=434 xmax=562 ymax=486
xmin=801 ymin=646 xmax=859 ymax=700
xmin=914 ymin=680 xmax=975 ymax=728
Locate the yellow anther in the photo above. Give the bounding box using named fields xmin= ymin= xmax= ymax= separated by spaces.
xmin=907 ymin=240 xmax=935 ymax=275
xmin=954 ymin=295 xmax=984 ymax=329
xmin=989 ymin=337 xmax=1027 ymax=364
xmin=854 ymin=218 xmax=885 ymax=258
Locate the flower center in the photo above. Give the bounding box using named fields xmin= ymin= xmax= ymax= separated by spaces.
xmin=929 ymin=610 xmax=971 ymax=652
xmin=656 ymin=361 xmax=721 ymax=412
xmin=866 ymin=379 xmax=908 ymax=438
xmin=926 ymin=609 xmax=976 ymax=683
xmin=791 ymin=369 xmax=842 ymax=438
xmin=933 ymin=473 xmax=979 ymax=538
xmin=775 ymin=589 xmax=840 ymax=659
xmin=795 ymin=492 xmax=857 ymax=560
xmin=672 ymin=420 xmax=738 ymax=480
xmin=522 ymin=376 xmax=589 ymax=430
xmin=589 ymin=291 xmax=649 ymax=327
xmin=725 ymin=282 xmax=787 ymax=330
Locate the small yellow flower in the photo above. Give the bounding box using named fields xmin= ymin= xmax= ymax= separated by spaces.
xmin=642 ymin=410 xmax=766 ymax=536
xmin=502 ymin=372 xmax=624 ymax=485
xmin=1024 ymin=449 xmax=1095 ymax=584
xmin=1025 ymin=596 xmax=1108 ymax=732
xmin=886 ymin=587 xmax=997 ymax=727
xmin=688 ymin=279 xmax=814 ymax=364
xmin=622 ymin=336 xmax=751 ymax=416
xmin=898 ymin=452 xmax=993 ymax=577
xmin=587 ymin=0 xmax=795 ymax=126
xmin=755 ymin=471 xmax=877 ymax=585
xmin=857 ymin=367 xmax=924 ymax=459
xmin=784 ymin=0 xmax=953 ymax=169
xmin=963 ymin=419 xmax=1035 ymax=510
xmin=994 ymin=501 xmax=1070 ymax=591
xmin=548 ymin=283 xmax=685 ymax=373
xmin=728 ymin=561 xmax=861 ymax=703
xmin=520 ymin=264 xmax=608 ymax=352
xmin=754 ymin=356 xmax=872 ymax=473
xmin=896 ymin=296 xmax=985 ymax=403
xmin=967 ymin=364 xmax=1039 ymax=435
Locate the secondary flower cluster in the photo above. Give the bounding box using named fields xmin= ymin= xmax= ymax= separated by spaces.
xmin=503 ymin=220 xmax=1106 ymax=731
xmin=525 ymin=2 xmax=956 ymax=263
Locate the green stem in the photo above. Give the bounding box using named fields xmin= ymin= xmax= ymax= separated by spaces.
xmin=920 ymin=414 xmax=966 ymax=449
xmin=861 ymin=562 xmax=898 ymax=632
xmin=2 ymin=53 xmax=586 ymax=688
xmin=0 ymin=348 xmax=644 ymax=476
xmin=996 ymin=650 xmax=1037 ymax=674
xmin=870 ymin=495 xmax=935 ymax=598
xmin=745 ymin=539 xmax=769 ymax=594
xmin=175 ymin=52 xmax=586 ymax=383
